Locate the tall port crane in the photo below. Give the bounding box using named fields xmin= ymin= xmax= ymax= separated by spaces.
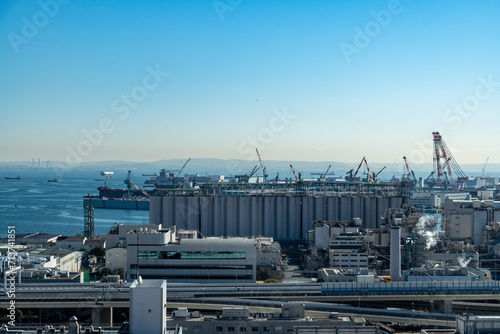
xmin=403 ymin=156 xmax=417 ymax=183
xmin=255 ymin=148 xmax=268 ymax=183
xmin=483 ymin=157 xmax=489 ymax=177
xmin=432 ymin=131 xmax=467 ymax=186
xmin=290 ymin=164 xmax=300 ymax=182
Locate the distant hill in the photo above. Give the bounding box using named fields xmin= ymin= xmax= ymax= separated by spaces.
xmin=0 ymin=158 xmax=496 ymax=175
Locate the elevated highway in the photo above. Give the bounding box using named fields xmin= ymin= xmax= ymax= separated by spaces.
xmin=1 ymin=281 xmax=500 ymax=326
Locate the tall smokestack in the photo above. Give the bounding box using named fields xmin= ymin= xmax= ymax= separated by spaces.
xmin=390 ymin=226 xmax=402 ymax=281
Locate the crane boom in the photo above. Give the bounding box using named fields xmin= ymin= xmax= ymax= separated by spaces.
xmin=352 ymin=157 xmax=365 ymax=179
xmin=375 ymin=166 xmax=386 ymax=177
xmin=290 ymin=164 xmax=299 ymax=181
xmin=483 ymin=157 xmax=489 ymax=177
xmin=249 ymin=165 xmax=260 ymax=178
xmin=322 ymin=165 xmax=332 ymax=181
xmin=403 ymin=156 xmax=417 ymax=182
xmin=364 ymin=158 xmax=374 ymax=183
xmin=255 ymin=148 xmax=268 ymax=183
xmin=178 ymin=158 xmax=191 ymax=177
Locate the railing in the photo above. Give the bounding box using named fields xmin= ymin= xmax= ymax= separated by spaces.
xmin=322 ymin=280 xmax=500 ymax=294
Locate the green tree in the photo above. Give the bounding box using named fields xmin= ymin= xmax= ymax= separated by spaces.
xmin=89 ymin=247 xmax=105 ymax=257
xmin=257 ymin=267 xmax=271 ymax=281
xmin=264 ymin=278 xmax=280 ymax=283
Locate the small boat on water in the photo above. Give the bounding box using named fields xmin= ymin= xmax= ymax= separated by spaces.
xmin=5 ymin=175 xmax=21 ymax=180
xmin=47 ymin=178 xmax=58 ymax=182
xmin=95 ymin=178 xmax=105 ymax=181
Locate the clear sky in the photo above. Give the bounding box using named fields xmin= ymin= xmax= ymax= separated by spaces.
xmin=1 ymin=0 xmax=499 ymax=165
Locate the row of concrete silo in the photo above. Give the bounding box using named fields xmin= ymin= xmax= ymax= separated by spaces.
xmin=149 ymin=195 xmax=403 ymax=241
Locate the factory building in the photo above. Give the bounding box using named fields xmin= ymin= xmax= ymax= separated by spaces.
xmin=410 ymin=191 xmax=471 ymax=210
xmin=149 ymin=193 xmax=403 ymax=241
xmin=443 ymin=199 xmax=500 ymax=245
xmin=456 ymin=315 xmax=500 ymax=334
xmin=126 ymin=228 xmax=258 ymax=283
xmin=168 ymin=305 xmax=380 ymax=334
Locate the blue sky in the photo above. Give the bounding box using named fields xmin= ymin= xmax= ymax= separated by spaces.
xmin=1 ymin=0 xmax=499 ymax=165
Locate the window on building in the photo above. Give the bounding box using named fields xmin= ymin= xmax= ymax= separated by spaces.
xmin=216 ymin=327 xmax=223 ymax=332
xmin=240 ymin=327 xmax=247 ymax=332
xmin=275 ymin=326 xmax=282 ymax=332
xmin=192 ymin=327 xmax=200 ymax=332
xmin=138 ymin=250 xmax=246 ymax=260
xmin=251 ymin=327 xmax=259 ymax=332
xmin=228 ymin=327 xmax=235 ymax=332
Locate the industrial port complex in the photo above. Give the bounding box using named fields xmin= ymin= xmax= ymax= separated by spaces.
xmin=4 ymin=132 xmax=500 ymax=333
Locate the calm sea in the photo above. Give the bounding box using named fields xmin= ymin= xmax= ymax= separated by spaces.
xmin=0 ymin=168 xmax=152 ymax=237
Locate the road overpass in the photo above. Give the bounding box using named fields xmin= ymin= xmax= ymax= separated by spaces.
xmin=2 ymin=281 xmax=500 ymax=326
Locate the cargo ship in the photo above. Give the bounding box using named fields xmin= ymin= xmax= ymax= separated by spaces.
xmin=100 ymin=170 xmax=114 ymax=177
xmin=83 ymin=170 xmax=150 ymax=210
xmin=5 ymin=175 xmax=21 ymax=180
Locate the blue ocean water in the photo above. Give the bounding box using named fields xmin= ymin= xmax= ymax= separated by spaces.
xmin=0 ymin=168 xmax=151 ymax=237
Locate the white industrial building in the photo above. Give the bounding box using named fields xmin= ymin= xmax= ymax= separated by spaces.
xmin=55 ymin=236 xmax=106 ymax=252
xmin=168 ymin=304 xmax=380 ymax=334
xmin=410 ymin=192 xmax=441 ymax=209
xmin=329 ymin=248 xmax=368 ymax=268
xmin=443 ymin=199 xmax=500 ymax=245
xmin=130 ymin=279 xmax=167 ymax=334
xmin=126 ymin=228 xmax=258 ymax=283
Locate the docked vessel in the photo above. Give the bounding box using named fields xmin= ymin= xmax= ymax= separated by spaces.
xmin=100 ymin=170 xmax=114 ymax=177
xmin=83 ymin=170 xmax=149 ymax=210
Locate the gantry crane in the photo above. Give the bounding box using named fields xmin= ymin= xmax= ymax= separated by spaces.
xmin=432 ymin=131 xmax=467 ymax=185
xmin=255 ymin=148 xmax=268 ymax=183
